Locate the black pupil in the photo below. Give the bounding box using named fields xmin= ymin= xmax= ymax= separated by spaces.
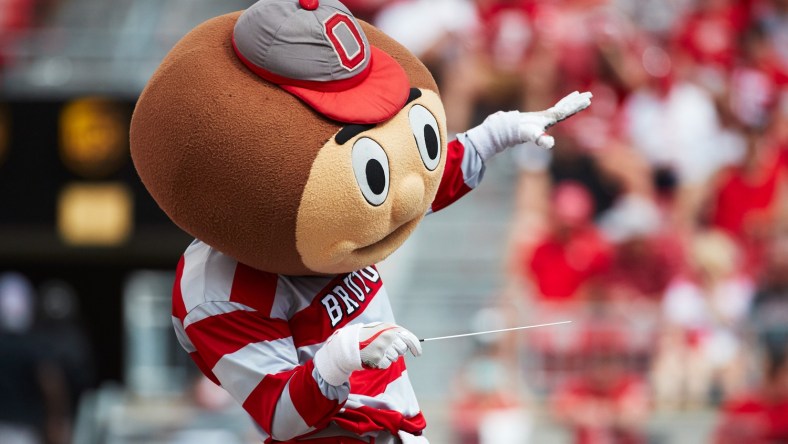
xmin=365 ymin=159 xmax=386 ymax=195
xmin=424 ymin=124 xmax=438 ymax=160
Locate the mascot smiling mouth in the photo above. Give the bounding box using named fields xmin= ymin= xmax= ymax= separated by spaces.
xmin=359 ymin=218 xmax=420 ymax=252
xmin=344 ymin=217 xmax=421 ymax=257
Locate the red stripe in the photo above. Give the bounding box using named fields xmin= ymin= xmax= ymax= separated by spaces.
xmin=172 ymin=255 xmax=187 ymax=321
xmin=185 ymin=309 xmax=290 ymax=368
xmin=176 ymin=255 xmax=221 ymax=385
xmin=243 ymin=368 xmax=298 ymax=434
xmin=229 ymin=263 xmax=279 ymax=316
xmin=333 ymin=406 xmax=426 ymax=436
xmin=290 ymin=268 xmax=383 ymax=348
xmin=287 ymin=273 xmax=349 ymax=348
xmin=288 ymin=360 xmax=344 ymax=427
xmin=430 ymin=139 xmax=472 ymax=212
xmin=358 ymin=326 xmax=398 ymax=350
xmin=242 ymin=361 xmax=344 ymax=436
xmin=350 ymin=356 xmax=406 ymax=397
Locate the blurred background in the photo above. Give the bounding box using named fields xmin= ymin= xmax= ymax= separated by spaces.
xmin=0 ymin=0 xmax=786 ymax=443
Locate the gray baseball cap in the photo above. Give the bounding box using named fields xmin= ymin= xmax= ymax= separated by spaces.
xmin=233 ymin=0 xmax=410 ymax=124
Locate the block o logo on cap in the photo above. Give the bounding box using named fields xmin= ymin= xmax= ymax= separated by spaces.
xmin=324 ymin=13 xmax=366 ymax=72
xmin=232 ymin=0 xmax=411 ymax=124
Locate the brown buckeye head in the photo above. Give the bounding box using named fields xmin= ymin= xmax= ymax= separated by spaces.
xmin=130 ymin=9 xmax=440 ymax=275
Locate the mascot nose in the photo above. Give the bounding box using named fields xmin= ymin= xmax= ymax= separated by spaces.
xmin=391 ymin=175 xmax=425 ymax=224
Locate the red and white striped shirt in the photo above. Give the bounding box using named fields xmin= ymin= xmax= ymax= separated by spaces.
xmin=171 ymin=138 xmax=484 ymax=443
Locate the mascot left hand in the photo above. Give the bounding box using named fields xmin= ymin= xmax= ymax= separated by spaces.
xmin=313 ymin=322 xmax=421 ymax=386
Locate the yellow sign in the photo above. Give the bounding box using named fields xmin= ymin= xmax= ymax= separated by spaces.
xmin=59 ymin=98 xmax=128 ymax=178
xmin=58 ymin=182 xmax=133 ymax=246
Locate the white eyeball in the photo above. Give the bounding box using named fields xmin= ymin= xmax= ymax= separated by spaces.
xmin=351 ymin=137 xmax=390 ymax=206
xmin=409 ymin=105 xmax=441 ymax=171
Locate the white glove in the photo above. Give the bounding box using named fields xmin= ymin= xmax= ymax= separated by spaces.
xmin=462 ymin=91 xmax=593 ymax=161
xmin=398 ymin=431 xmax=430 ymax=443
xmin=313 ymin=322 xmax=422 ymax=386
xmin=359 ymin=322 xmax=422 ymax=370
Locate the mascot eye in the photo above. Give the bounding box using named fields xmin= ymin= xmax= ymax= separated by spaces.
xmin=409 ymin=105 xmax=441 ymax=171
xmin=352 ymin=138 xmax=390 ymax=206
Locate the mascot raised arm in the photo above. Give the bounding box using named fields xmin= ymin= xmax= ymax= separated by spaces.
xmin=130 ymin=0 xmax=591 ymax=442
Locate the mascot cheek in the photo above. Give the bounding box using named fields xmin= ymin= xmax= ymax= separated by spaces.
xmin=295 ymin=90 xmax=448 ymax=274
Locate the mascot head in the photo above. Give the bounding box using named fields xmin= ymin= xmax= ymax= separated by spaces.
xmin=131 ymin=0 xmax=447 ymax=275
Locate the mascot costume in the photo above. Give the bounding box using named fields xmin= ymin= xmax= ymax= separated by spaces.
xmin=130 ymin=0 xmax=591 ymax=442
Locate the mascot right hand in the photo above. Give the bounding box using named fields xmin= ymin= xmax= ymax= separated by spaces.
xmin=314 ymin=323 xmax=422 ymax=386
xmin=464 ymin=90 xmax=593 ymax=160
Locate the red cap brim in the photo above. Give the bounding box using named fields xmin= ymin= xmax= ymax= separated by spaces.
xmin=281 ymin=46 xmax=410 ymax=125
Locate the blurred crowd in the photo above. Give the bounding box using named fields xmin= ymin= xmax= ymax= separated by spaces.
xmin=0 ymin=273 xmax=93 ymax=444
xmin=2 ymin=0 xmax=787 ymax=442
xmin=0 ymin=0 xmax=58 ymax=65
xmin=363 ymin=0 xmax=788 ymax=442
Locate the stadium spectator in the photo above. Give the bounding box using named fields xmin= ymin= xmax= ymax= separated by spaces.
xmin=674 ymin=0 xmax=751 ymax=75
xmin=621 ymin=44 xmax=734 ymax=188
xmin=599 ymin=194 xmax=682 ymax=302
xmin=36 ymin=280 xmax=95 ymax=437
xmin=726 ymin=24 xmax=786 ymax=131
xmin=551 ymin=331 xmax=650 ymax=444
xmin=613 ymin=0 xmax=692 ymax=38
xmin=749 ymin=234 xmax=788 ymax=360
xmin=0 ymin=0 xmax=61 ymax=70
xmin=0 ymin=273 xmax=69 ymax=444
xmin=524 ymin=181 xmax=613 ymax=303
xmin=450 ymin=308 xmax=530 ymax=444
xmin=753 ymin=0 xmax=788 ymax=73
xmin=375 ymin=0 xmax=478 ymax=76
xmin=436 ymin=0 xmax=540 ymax=133
xmin=709 ymin=129 xmax=787 ymax=273
xmin=713 ymin=351 xmax=788 ymax=443
xmin=652 ymin=230 xmax=754 ymax=409
xmin=547 ymin=130 xmax=622 ymax=216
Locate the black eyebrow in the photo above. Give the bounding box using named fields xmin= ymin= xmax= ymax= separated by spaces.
xmin=405 ymin=87 xmax=422 ymax=105
xmin=335 ymin=124 xmax=376 ymax=145
xmin=334 ymin=88 xmax=423 ymax=145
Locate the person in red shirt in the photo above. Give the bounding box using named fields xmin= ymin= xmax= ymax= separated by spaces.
xmin=439 ymin=0 xmax=543 ymax=132
xmin=526 ymin=181 xmax=613 ymax=303
xmin=714 ymin=352 xmax=788 ymax=443
xmin=710 ymin=131 xmax=787 ymax=274
xmin=600 ymin=195 xmax=683 ymax=302
xmin=674 ymin=0 xmax=751 ymax=73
